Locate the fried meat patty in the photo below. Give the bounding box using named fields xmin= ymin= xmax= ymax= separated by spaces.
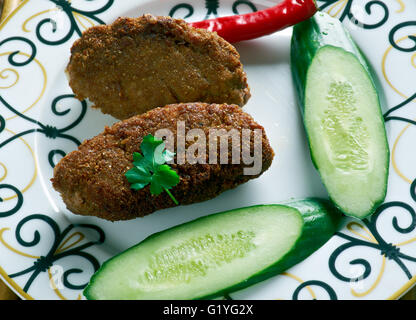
xmin=51 ymin=103 xmax=274 ymax=221
xmin=66 ymin=14 xmax=251 ymax=120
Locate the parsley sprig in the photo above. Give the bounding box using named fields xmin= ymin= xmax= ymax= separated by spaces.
xmin=125 ymin=134 xmax=179 ymax=205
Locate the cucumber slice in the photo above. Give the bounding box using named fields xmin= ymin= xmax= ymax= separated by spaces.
xmin=291 ymin=12 xmax=389 ymax=219
xmin=84 ymin=199 xmax=341 ymax=300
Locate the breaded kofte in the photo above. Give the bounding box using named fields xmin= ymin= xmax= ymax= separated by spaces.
xmin=51 ymin=103 xmax=274 ymax=221
xmin=66 ymin=14 xmax=251 ymax=120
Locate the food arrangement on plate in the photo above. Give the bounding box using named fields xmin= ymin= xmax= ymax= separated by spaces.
xmin=44 ymin=0 xmax=390 ymax=299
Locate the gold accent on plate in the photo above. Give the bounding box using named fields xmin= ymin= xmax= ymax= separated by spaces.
xmin=0 ymin=224 xmax=90 ymax=300
xmin=0 ymin=277 xmax=18 ymax=300
xmin=47 ymin=268 xmax=82 ymax=300
xmin=352 ymin=257 xmax=386 ymax=298
xmin=345 ymin=221 xmax=416 ymax=298
xmin=382 ymin=27 xmax=416 ymax=186
xmin=22 ymin=2 xmax=98 ymax=35
xmin=0 ymin=68 xmax=19 ymax=89
xmin=396 ymin=0 xmax=405 ymax=13
xmin=0 ymin=0 xmax=28 ymax=31
xmin=345 ymin=222 xmax=385 ymax=297
xmin=382 ymin=33 xmax=416 ymax=101
xmin=0 ymin=265 xmax=33 ymax=300
xmin=22 ymin=7 xmax=58 ymax=32
xmin=391 ymin=121 xmax=414 ymax=184
xmin=0 ymin=162 xmax=7 ymax=182
xmin=48 ymin=230 xmax=85 ymax=300
xmin=347 ymin=222 xmax=377 ymax=243
xmin=327 ymin=0 xmax=347 ymax=18
xmin=389 ymin=275 xmax=416 ymax=300
xmin=396 ymin=236 xmax=416 ymax=247
xmin=0 ymin=228 xmax=40 ymax=259
xmin=1 ymin=128 xmax=37 ymax=201
xmin=73 ymin=11 xmax=95 ymax=30
xmin=0 ymin=51 xmax=47 ymax=120
xmin=55 ymin=232 xmax=84 ymax=254
xmin=0 ymin=0 xmax=23 ymax=24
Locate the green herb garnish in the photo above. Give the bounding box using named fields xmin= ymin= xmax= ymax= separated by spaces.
xmin=125 ymin=134 xmax=179 ymax=205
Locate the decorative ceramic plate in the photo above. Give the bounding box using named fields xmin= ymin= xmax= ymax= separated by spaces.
xmin=0 ymin=0 xmax=415 ymax=300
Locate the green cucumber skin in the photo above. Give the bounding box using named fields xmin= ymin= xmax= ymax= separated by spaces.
xmin=290 ymin=12 xmax=389 ymax=219
xmin=291 ymin=12 xmax=371 ymax=109
xmin=203 ymin=198 xmax=341 ymax=300
xmin=84 ymin=198 xmax=341 ymax=300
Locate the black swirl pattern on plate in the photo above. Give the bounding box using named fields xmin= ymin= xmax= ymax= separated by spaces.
xmin=0 ymin=36 xmax=37 ymax=66
xmin=0 ymin=38 xmax=32 ymax=219
xmin=169 ymin=0 xmax=257 ymax=20
xmin=389 ymin=21 xmax=416 ymax=52
xmin=329 ymin=178 xmax=416 ymax=283
xmin=384 ymin=92 xmax=416 ymax=126
xmin=292 ymin=280 xmax=338 ymax=300
xmin=7 ymin=214 xmax=105 ymax=292
xmin=383 ymin=20 xmax=416 ymax=126
xmin=0 ymin=37 xmax=86 ymax=160
xmin=317 ymin=0 xmax=389 ymax=29
xmin=0 ymin=36 xmax=104 ymax=297
xmin=0 ymin=184 xmax=23 ymax=218
xmin=0 ymin=93 xmax=87 ymax=168
xmin=34 ymin=0 xmax=113 ymax=46
xmin=232 ymin=0 xmax=257 ymax=14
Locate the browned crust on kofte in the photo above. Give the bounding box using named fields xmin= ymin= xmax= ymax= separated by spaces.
xmin=66 ymin=14 xmax=251 ymax=120
xmin=51 ymin=103 xmax=274 ymax=221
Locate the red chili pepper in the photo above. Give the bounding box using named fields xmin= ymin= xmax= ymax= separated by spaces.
xmin=189 ymin=0 xmax=317 ymax=43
